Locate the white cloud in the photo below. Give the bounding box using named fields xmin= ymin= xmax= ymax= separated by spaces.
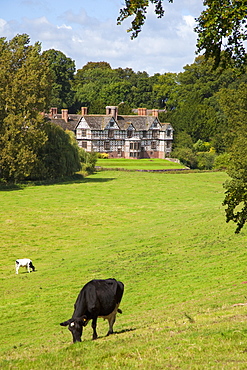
xmin=59 ymin=9 xmax=97 ymax=27
xmin=177 ymin=15 xmax=196 ymax=39
xmin=28 ymin=16 xmax=49 ymax=26
xmin=0 ymin=0 xmax=205 ymax=74
xmin=0 ymin=18 xmax=7 ymax=32
xmin=57 ymin=24 xmax=72 ymax=30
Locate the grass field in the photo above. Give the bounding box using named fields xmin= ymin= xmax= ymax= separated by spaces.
xmin=1 ymin=170 xmax=247 ymax=369
xmin=96 ymin=158 xmax=186 ymax=170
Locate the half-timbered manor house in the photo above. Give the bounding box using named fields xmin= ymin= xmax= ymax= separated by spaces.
xmin=49 ymin=106 xmax=173 ymax=159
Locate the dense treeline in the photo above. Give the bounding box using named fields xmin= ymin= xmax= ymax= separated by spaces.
xmin=72 ymin=62 xmax=160 ymax=114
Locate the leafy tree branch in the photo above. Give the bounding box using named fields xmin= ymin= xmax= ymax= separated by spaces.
xmin=117 ymin=0 xmax=247 ymax=68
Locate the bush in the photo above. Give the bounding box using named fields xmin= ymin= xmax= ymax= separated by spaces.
xmin=172 ymin=147 xmax=216 ymax=170
xmin=31 ymin=122 xmax=81 ymax=180
xmin=193 ymin=139 xmax=211 ymax=152
xmin=97 ymin=153 xmax=109 ymax=159
xmin=173 ymin=131 xmax=194 ymax=150
xmin=171 ymin=148 xmax=198 ymax=169
xmin=197 ymin=152 xmax=215 ymax=170
xmin=213 ymin=153 xmax=230 ymax=170
xmin=80 ymin=149 xmax=97 ymax=175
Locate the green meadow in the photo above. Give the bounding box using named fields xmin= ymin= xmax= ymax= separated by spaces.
xmin=96 ymin=158 xmax=185 ymax=170
xmin=1 ymin=169 xmax=247 ymax=369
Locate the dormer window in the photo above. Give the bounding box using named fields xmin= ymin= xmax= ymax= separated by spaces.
xmin=127 ymin=130 xmax=133 ymax=138
xmin=167 ymin=129 xmax=171 ymax=137
xmin=108 ymin=130 xmax=114 ymax=138
xmin=152 ymin=130 xmax=159 ymax=139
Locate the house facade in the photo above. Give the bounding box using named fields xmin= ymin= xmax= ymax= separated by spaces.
xmin=49 ymin=106 xmax=173 ymax=159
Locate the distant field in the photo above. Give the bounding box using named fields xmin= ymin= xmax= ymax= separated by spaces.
xmin=96 ymin=158 xmax=186 ymax=170
xmin=1 ymin=170 xmax=247 ymax=369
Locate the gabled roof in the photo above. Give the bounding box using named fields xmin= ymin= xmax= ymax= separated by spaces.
xmin=116 ymin=115 xmax=159 ymax=130
xmin=103 ymin=117 xmax=120 ymax=130
xmin=76 ymin=115 xmax=116 ymax=130
xmin=48 ymin=111 xmax=173 ymax=132
xmin=47 ymin=114 xmax=80 ymax=131
xmin=160 ymin=123 xmax=173 ymax=131
xmin=77 ymin=114 xmax=163 ymax=131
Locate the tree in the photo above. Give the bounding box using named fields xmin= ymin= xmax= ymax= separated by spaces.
xmin=153 ymin=72 xmax=179 ymax=110
xmin=161 ymin=56 xmax=236 ymax=144
xmin=73 ymin=63 xmax=117 ymax=111
xmin=0 ymin=34 xmax=52 ymax=182
xmin=219 ymin=82 xmax=247 ymax=233
xmin=195 ymin=0 xmax=247 ymax=69
xmin=172 ymin=131 xmax=194 ymax=150
xmin=31 ymin=123 xmax=81 ymax=180
xmin=117 ymin=0 xmax=247 ymax=68
xmin=0 ymin=34 xmax=52 ymax=120
xmin=117 ymin=0 xmax=171 ymax=39
xmin=0 ymin=34 xmax=81 ymax=182
xmin=42 ymin=49 xmax=76 ymax=110
xmin=73 ymin=62 xmax=160 ymax=111
xmin=0 ymin=113 xmax=47 ymax=182
xmin=99 ymin=81 xmax=133 ymax=106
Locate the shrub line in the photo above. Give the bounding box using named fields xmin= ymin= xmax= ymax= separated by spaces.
xmin=95 ymin=166 xmax=222 ymax=174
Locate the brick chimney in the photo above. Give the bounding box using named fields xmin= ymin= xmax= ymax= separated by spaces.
xmin=50 ymin=107 xmax=57 ymax=117
xmin=138 ymin=108 xmax=147 ymax=116
xmin=152 ymin=109 xmax=159 ymax=117
xmin=106 ymin=106 xmax=118 ymax=120
xmin=81 ymin=107 xmax=88 ymax=116
xmin=61 ymin=109 xmax=68 ymax=123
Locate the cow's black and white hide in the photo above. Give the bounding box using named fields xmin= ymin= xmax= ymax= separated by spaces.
xmin=60 ymin=278 xmax=124 ymax=343
xmin=15 ymin=258 xmax=35 ymax=274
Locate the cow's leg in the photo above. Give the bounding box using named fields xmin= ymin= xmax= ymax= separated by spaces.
xmin=16 ymin=265 xmax=19 ymax=274
xmin=27 ymin=264 xmax=30 ymax=273
xmin=91 ymin=318 xmax=98 ymax=340
xmin=107 ymin=312 xmax=116 ymax=336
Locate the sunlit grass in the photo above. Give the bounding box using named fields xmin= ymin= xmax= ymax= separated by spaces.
xmin=96 ymin=158 xmax=186 ymax=170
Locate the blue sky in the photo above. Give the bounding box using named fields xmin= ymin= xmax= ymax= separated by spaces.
xmin=1 ymin=0 xmax=205 ymax=75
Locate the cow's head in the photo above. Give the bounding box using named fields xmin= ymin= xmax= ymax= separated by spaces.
xmin=29 ymin=262 xmax=35 ymax=272
xmin=60 ymin=316 xmax=88 ymax=343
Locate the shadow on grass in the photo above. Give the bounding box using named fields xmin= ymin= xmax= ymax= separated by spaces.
xmin=61 ymin=328 xmax=137 ymax=348
xmin=80 ymin=328 xmax=137 ymax=342
xmin=0 ymin=174 xmax=115 ymax=191
xmin=114 ymin=328 xmax=137 ymax=335
xmin=0 ymin=183 xmax=24 ymax=191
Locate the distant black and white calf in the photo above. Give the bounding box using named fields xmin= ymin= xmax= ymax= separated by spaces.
xmin=15 ymin=258 xmax=35 ymax=274
xmin=60 ymin=278 xmax=124 ymax=343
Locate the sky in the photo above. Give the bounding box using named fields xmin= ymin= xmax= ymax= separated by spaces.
xmin=1 ymin=0 xmax=205 ymax=75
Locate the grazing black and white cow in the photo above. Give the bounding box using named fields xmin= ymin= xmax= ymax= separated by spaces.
xmin=60 ymin=278 xmax=124 ymax=343
xmin=15 ymin=258 xmax=35 ymax=274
